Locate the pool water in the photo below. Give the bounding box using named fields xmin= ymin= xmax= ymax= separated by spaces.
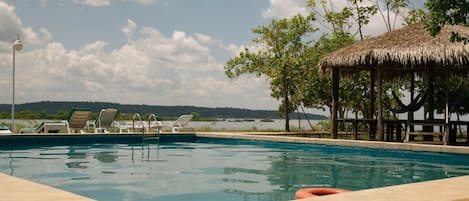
xmin=1 ymin=137 xmax=469 ymax=201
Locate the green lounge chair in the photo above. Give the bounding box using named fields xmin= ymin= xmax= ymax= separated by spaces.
xmin=20 ymin=121 xmax=68 ymax=134
xmin=20 ymin=108 xmax=91 ymax=134
xmin=0 ymin=125 xmax=12 ymax=134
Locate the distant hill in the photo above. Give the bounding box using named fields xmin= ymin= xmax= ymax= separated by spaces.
xmin=0 ymin=101 xmax=328 ymax=120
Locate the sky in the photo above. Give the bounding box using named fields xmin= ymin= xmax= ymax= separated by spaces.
xmin=0 ymin=0 xmax=425 ymax=112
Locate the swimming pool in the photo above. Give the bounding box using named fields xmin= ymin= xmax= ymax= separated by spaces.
xmin=1 ymin=136 xmax=469 ymax=201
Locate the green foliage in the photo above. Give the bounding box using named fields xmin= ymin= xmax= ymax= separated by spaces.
xmin=324 ymin=7 xmax=353 ymax=34
xmin=340 ymin=71 xmax=374 ymax=118
xmin=316 ymin=120 xmax=331 ymax=130
xmin=425 ymin=0 xmax=468 ymax=42
xmin=225 ymin=14 xmax=318 ymax=131
xmin=303 ymin=32 xmax=355 ymax=114
xmin=348 ymin=0 xmax=378 ymax=39
xmin=191 ymin=112 xmax=202 ymax=121
xmin=434 ymin=77 xmax=469 ymax=115
xmin=405 ymin=9 xmax=429 ymax=25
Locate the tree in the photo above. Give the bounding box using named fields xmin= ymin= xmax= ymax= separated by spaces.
xmin=374 ymin=0 xmax=409 ymax=32
xmin=425 ymin=0 xmax=468 ymax=42
xmin=303 ymin=32 xmax=355 ymax=116
xmin=225 ymin=14 xmax=316 ymax=131
xmin=348 ymin=0 xmax=378 ymax=40
xmin=404 ymin=8 xmax=429 ymax=25
xmin=308 ymin=0 xmax=377 ymax=121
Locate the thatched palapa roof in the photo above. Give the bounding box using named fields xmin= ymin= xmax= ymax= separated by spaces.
xmin=319 ymin=23 xmax=469 ymax=73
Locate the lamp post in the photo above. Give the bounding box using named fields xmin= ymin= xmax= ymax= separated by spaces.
xmin=11 ymin=36 xmax=23 ymax=133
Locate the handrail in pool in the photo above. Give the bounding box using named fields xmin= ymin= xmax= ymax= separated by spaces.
xmin=132 ymin=113 xmax=144 ymax=134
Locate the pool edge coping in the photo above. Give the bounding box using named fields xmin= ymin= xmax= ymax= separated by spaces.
xmin=195 ymin=132 xmax=469 ymax=154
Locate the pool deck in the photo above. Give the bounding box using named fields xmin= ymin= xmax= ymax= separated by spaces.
xmin=1 ymin=132 xmax=469 ymax=201
xmin=290 ymin=175 xmax=469 ymax=201
xmin=0 ymin=172 xmax=95 ymax=201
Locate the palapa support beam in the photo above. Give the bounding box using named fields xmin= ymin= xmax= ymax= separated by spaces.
xmin=331 ymin=67 xmax=339 ymax=139
xmin=376 ymin=67 xmax=384 ymax=141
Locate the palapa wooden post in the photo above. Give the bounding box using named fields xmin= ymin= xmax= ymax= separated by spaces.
xmin=408 ymin=69 xmax=415 ymax=141
xmin=423 ymin=64 xmax=435 ymax=141
xmin=369 ymin=69 xmax=376 ymax=140
xmin=444 ymin=81 xmax=449 ymax=145
xmin=376 ymin=67 xmax=383 ymax=141
xmin=331 ymin=67 xmax=339 ymax=139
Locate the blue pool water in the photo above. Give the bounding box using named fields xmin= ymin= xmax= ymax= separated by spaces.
xmin=1 ymin=137 xmax=469 ymax=201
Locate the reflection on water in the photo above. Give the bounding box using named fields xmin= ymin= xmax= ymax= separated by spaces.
xmin=94 ymin=152 xmax=118 ymax=163
xmin=1 ymin=140 xmax=469 ymax=201
xmin=66 ymin=161 xmax=89 ymax=169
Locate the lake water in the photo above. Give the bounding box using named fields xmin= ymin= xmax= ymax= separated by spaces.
xmin=0 ymin=119 xmax=323 ymax=131
xmin=185 ymin=119 xmax=322 ymax=131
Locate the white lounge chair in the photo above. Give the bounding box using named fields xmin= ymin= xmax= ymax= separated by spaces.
xmin=94 ymin=108 xmax=119 ymax=133
xmin=20 ymin=121 xmax=69 ymax=134
xmin=162 ymin=114 xmax=193 ymax=133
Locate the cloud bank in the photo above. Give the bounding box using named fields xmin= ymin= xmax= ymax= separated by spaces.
xmin=0 ymin=5 xmax=276 ymax=109
xmin=0 ymin=2 xmax=51 ymax=52
xmin=72 ymin=0 xmax=160 ymax=7
xmin=0 ymin=0 xmax=414 ymax=112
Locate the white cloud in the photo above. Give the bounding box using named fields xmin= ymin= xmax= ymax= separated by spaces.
xmin=0 ymin=1 xmax=52 ymax=51
xmin=40 ymin=0 xmax=49 ymax=7
xmin=133 ymin=0 xmax=160 ymax=5
xmin=122 ymin=19 xmax=138 ymax=40
xmin=194 ymin=32 xmax=248 ymax=56
xmin=262 ymin=0 xmax=310 ymax=19
xmin=0 ymin=1 xmax=23 ymax=48
xmin=73 ymin=0 xmax=161 ymax=7
xmin=195 ymin=33 xmax=213 ymax=44
xmin=73 ymin=0 xmax=112 ymax=7
xmin=0 ymin=19 xmax=278 ymax=109
xmin=362 ymin=10 xmax=406 ymax=36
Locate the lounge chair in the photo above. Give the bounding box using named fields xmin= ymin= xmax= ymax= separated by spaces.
xmin=162 ymin=114 xmax=193 ymax=133
xmin=94 ymin=108 xmax=119 ymax=133
xmin=66 ymin=108 xmax=92 ymax=133
xmin=0 ymin=125 xmax=12 ymax=134
xmin=19 ymin=108 xmax=91 ymax=134
xmin=20 ymin=121 xmax=69 ymax=133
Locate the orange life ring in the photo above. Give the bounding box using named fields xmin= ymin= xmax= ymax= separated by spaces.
xmin=295 ymin=188 xmax=350 ymax=199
